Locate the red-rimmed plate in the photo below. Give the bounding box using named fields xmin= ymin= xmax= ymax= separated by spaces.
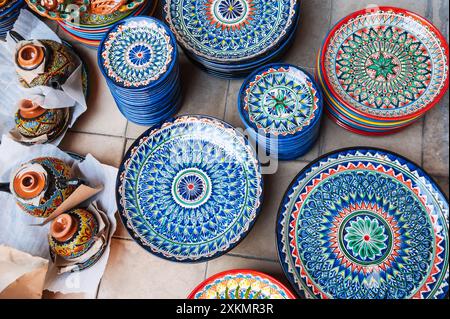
xmin=320 ymin=7 xmax=449 ymax=122
xmin=189 ymin=270 xmax=296 ymax=299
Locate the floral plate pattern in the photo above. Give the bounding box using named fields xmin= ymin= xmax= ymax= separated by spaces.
xmin=241 ymin=65 xmax=321 ymax=136
xmin=321 ymin=7 xmax=449 ymax=120
xmin=100 ymin=17 xmax=175 ymax=88
xmin=277 ymin=148 xmax=449 ymax=299
xmin=117 ymin=115 xmax=263 ymax=262
xmin=189 ymin=270 xmax=296 ymax=299
xmin=163 ymin=0 xmax=298 ymax=62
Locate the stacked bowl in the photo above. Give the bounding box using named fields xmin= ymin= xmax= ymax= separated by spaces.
xmin=58 ymin=0 xmax=158 ymax=48
xmin=238 ymin=64 xmax=323 ymax=160
xmin=0 ymin=0 xmax=24 ymax=41
xmin=317 ymin=7 xmax=449 ymax=136
xmin=98 ymin=16 xmax=181 ymax=126
xmin=163 ymin=0 xmax=301 ymax=79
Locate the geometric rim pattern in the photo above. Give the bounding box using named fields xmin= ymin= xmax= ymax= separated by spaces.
xmin=188 ymin=269 xmax=297 ymax=299
xmin=321 ymin=7 xmax=449 ymax=121
xmin=163 ymin=0 xmax=299 ymax=62
xmin=116 ymin=115 xmax=263 ymax=263
xmin=277 ymin=147 xmax=449 ymax=299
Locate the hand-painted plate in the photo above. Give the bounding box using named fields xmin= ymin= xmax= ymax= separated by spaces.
xmin=163 ymin=0 xmax=299 ymax=62
xmin=99 ymin=16 xmax=176 ymax=88
xmin=189 ymin=270 xmax=296 ymax=299
xmin=320 ymin=7 xmax=449 ymax=121
xmin=117 ymin=115 xmax=263 ymax=262
xmin=277 ymin=148 xmax=449 ymax=299
xmin=239 ymin=64 xmax=323 ymax=137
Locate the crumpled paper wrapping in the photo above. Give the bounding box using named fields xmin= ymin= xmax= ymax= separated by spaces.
xmin=0 ymin=136 xmax=118 ymax=295
xmin=0 ymin=9 xmax=87 ymax=146
xmin=0 ymin=245 xmax=49 ymax=299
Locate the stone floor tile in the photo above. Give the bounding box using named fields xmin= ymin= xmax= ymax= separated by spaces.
xmin=97 ymin=239 xmax=207 ymax=299
xmin=59 ymin=132 xmax=126 ymax=168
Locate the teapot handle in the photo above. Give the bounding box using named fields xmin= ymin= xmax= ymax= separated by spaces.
xmin=9 ymin=31 xmax=25 ymax=43
xmin=0 ymin=182 xmax=11 ymax=194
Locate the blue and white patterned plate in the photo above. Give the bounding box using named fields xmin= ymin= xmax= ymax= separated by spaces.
xmin=163 ymin=0 xmax=299 ymax=62
xmin=239 ymin=64 xmax=322 ymax=137
xmin=117 ymin=115 xmax=264 ymax=262
xmin=99 ymin=16 xmax=176 ymax=88
xmin=277 ymin=148 xmax=449 ymax=299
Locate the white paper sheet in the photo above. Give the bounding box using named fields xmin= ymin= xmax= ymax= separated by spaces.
xmin=0 ymin=9 xmax=87 ymax=146
xmin=0 ymin=136 xmax=118 ymax=295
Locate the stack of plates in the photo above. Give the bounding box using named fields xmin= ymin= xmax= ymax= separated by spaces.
xmin=0 ymin=0 xmax=24 ymax=41
xmin=238 ymin=64 xmax=323 ymax=160
xmin=116 ymin=115 xmax=263 ymax=262
xmin=98 ymin=16 xmax=181 ymax=126
xmin=277 ymin=147 xmax=449 ymax=299
xmin=317 ymin=7 xmax=449 ymax=136
xmin=58 ymin=0 xmax=157 ymax=48
xmin=163 ymin=0 xmax=301 ymax=79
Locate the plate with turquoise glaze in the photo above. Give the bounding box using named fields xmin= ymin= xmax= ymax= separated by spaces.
xmin=277 ymin=148 xmax=449 ymax=299
xmin=99 ymin=16 xmax=176 ymax=88
xmin=117 ymin=115 xmax=263 ymax=262
xmin=188 ymin=270 xmax=296 ymax=299
xmin=163 ymin=0 xmax=299 ymax=62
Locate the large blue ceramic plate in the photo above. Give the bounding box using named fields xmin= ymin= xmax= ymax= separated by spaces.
xmin=277 ymin=148 xmax=449 ymax=299
xmin=238 ymin=64 xmax=323 ymax=138
xmin=98 ymin=16 xmax=177 ymax=89
xmin=163 ymin=0 xmax=299 ymax=62
xmin=117 ymin=115 xmax=263 ymax=262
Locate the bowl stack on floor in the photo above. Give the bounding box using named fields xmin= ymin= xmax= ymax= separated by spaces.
xmin=316 ymin=7 xmax=449 ymax=136
xmin=98 ymin=16 xmax=181 ymax=126
xmin=163 ymin=0 xmax=301 ymax=79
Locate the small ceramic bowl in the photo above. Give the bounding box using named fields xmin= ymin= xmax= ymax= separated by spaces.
xmin=15 ymin=99 xmax=70 ymax=141
xmin=48 ymin=208 xmax=99 ymax=259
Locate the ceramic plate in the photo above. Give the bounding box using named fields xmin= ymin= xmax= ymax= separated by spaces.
xmin=189 ymin=270 xmax=296 ymax=299
xmin=277 ymin=148 xmax=449 ymax=299
xmin=163 ymin=0 xmax=299 ymax=62
xmin=117 ymin=115 xmax=263 ymax=262
xmin=320 ymin=7 xmax=449 ymax=121
xmin=99 ymin=16 xmax=176 ymax=88
xmin=239 ymin=64 xmax=322 ymax=137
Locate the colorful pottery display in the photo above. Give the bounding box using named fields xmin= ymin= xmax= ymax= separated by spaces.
xmin=189 ymin=270 xmax=296 ymax=299
xmin=0 ymin=157 xmax=82 ymax=218
xmin=48 ymin=208 xmax=99 ymax=259
xmin=238 ymin=64 xmax=323 ymax=160
xmin=14 ymin=99 xmax=71 ymax=142
xmin=163 ymin=0 xmax=301 ymax=78
xmin=98 ymin=16 xmax=181 ymax=126
xmin=0 ymin=0 xmax=25 ymax=41
xmin=277 ymin=148 xmax=449 ymax=299
xmin=117 ymin=115 xmax=263 ymax=262
xmin=25 ymin=0 xmax=90 ymax=21
xmin=317 ymin=7 xmax=449 ymax=135
xmin=57 ymin=0 xmax=157 ymax=48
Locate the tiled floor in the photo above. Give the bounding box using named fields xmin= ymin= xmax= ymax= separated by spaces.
xmin=47 ymin=0 xmax=449 ymax=299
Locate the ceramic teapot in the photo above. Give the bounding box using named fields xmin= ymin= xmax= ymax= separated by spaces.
xmin=14 ymin=99 xmax=70 ymax=142
xmin=11 ymin=31 xmax=80 ymax=89
xmin=0 ymin=157 xmax=83 ymax=217
xmin=48 ymin=208 xmax=99 ymax=259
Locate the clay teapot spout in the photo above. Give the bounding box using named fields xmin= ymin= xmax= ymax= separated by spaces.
xmin=0 ymin=182 xmax=11 ymax=194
